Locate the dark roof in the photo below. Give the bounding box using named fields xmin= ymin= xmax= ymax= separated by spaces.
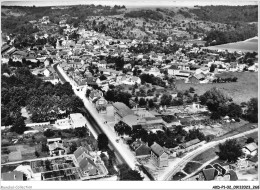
xmin=181 ymin=138 xmax=200 ymax=149
xmin=228 ymin=170 xmax=238 ymax=181
xmin=248 ymin=156 xmax=258 ymax=163
xmin=150 ymin=142 xmax=164 ymax=157
xmin=202 ymin=168 xmax=218 ymax=181
xmin=1 ymin=171 xmax=24 ymax=181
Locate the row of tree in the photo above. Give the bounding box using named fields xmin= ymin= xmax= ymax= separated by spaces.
xmin=212 ymin=77 xmax=238 ymax=83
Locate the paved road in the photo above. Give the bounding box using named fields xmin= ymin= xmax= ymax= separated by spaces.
xmin=56 ymin=64 xmax=137 ymax=170
xmin=160 ymin=128 xmax=258 ymax=181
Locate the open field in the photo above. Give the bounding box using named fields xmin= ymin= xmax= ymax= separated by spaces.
xmin=176 ymin=72 xmax=258 ymax=104
xmin=192 ymin=146 xmax=219 ymax=163
xmin=171 ymin=171 xmax=187 ymax=181
xmin=203 ymin=36 xmax=258 ymax=53
xmin=183 ymin=162 xmax=202 ymax=174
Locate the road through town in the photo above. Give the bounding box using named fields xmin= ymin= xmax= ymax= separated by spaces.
xmin=55 ymin=64 xmax=138 ymax=170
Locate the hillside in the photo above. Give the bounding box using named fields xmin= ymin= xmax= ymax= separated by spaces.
xmin=190 ymin=5 xmax=258 ymax=23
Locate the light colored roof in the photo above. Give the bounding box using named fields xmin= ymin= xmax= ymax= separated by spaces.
xmin=150 ymin=142 xmax=164 ymax=157
xmin=243 ymin=142 xmax=258 ymax=152
xmin=113 ymin=102 xmax=134 ymax=118
xmin=1 ymin=171 xmax=23 ymax=181
xmin=74 ymin=146 xmax=90 ymax=160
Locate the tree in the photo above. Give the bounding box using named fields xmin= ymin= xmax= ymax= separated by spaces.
xmin=228 ymin=103 xmax=242 ymax=119
xmin=210 ymin=64 xmax=217 ymax=72
xmin=86 ymin=89 xmax=91 ymax=98
xmin=100 ymin=75 xmax=107 ymax=81
xmin=69 ymin=142 xmax=78 ymax=153
xmin=10 ymin=115 xmax=27 ymax=134
xmin=139 ymin=98 xmax=147 ymax=107
xmin=217 ymin=139 xmax=243 ymax=162
xmin=35 ymin=151 xmax=40 ymax=158
xmin=246 ymin=137 xmax=255 ymax=144
xmin=114 ymin=121 xmax=132 ymax=136
xmin=117 ymin=164 xmax=143 ymax=181
xmin=200 ymin=87 xmax=230 ymax=119
xmin=97 ymin=133 xmax=109 ymax=150
xmin=246 ymin=98 xmax=258 ymax=123
xmin=160 ymin=94 xmax=172 ymax=106
xmin=189 ymin=87 xmax=195 ymax=93
xmin=41 ymin=143 xmax=49 ymax=152
xmin=43 ymin=129 xmax=55 ymax=138
xmin=148 ymin=99 xmax=155 ymax=108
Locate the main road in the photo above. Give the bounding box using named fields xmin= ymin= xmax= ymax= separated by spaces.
xmin=160 ymin=127 xmax=258 ymax=181
xmin=53 ymin=63 xmax=137 ymax=170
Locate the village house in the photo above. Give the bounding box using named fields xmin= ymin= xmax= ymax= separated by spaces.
xmin=74 ymin=147 xmax=99 ymax=176
xmin=47 ymin=138 xmax=66 ymax=156
xmin=180 ymin=138 xmax=203 ymax=152
xmin=242 ymin=142 xmax=258 ymax=157
xmin=150 ymin=142 xmax=169 ymax=168
xmin=69 ymin=113 xmax=87 ymax=128
xmin=130 ymin=139 xmax=151 ymax=157
xmin=112 ymin=102 xmax=134 ymax=123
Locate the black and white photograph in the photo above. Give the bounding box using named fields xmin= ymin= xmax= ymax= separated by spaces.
xmin=1 ymin=0 xmax=258 ymax=189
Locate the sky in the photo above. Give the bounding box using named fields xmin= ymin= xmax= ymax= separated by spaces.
xmin=1 ymin=0 xmax=258 ymax=7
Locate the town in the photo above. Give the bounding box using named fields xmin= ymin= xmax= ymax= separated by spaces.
xmin=1 ymin=2 xmax=258 ymax=183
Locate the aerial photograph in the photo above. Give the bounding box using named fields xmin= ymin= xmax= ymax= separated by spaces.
xmin=1 ymin=0 xmax=258 ymax=185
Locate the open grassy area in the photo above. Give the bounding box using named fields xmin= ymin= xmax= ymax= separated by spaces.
xmin=213 ymin=123 xmax=258 ymax=141
xmin=192 ymin=146 xmax=219 ymax=163
xmin=183 ymin=161 xmax=202 ymax=174
xmin=171 ymin=171 xmax=187 ymax=181
xmin=176 ymin=72 xmax=258 ymax=104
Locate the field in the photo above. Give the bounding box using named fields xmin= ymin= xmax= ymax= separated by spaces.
xmin=183 ymin=162 xmax=202 ymax=174
xmin=204 ymin=37 xmax=258 ymax=53
xmin=176 ymin=72 xmax=258 ymax=104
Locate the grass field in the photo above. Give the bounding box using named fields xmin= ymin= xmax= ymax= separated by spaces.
xmin=176 ymin=72 xmax=258 ymax=104
xmin=204 ymin=37 xmax=258 ymax=53
xmin=171 ymin=171 xmax=187 ymax=181
xmin=183 ymin=162 xmax=202 ymax=174
xmin=192 ymin=146 xmax=219 ymax=163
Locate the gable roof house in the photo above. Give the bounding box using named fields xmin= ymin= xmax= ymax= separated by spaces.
xmin=74 ymin=147 xmax=99 ymax=177
xmin=130 ymin=140 xmax=151 ymax=157
xmin=180 ymin=138 xmax=201 ymax=152
xmin=150 ymin=142 xmax=169 ymax=167
xmin=242 ymin=142 xmax=258 ymax=157
xmin=112 ymin=102 xmax=134 ymax=123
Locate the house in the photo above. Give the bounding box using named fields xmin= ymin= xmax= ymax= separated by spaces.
xmin=148 ymin=67 xmax=161 ymax=77
xmin=112 ymin=102 xmax=134 ymax=123
xmin=130 ymin=140 xmax=151 ymax=157
xmin=89 ymin=90 xmax=103 ymax=103
xmin=180 ymin=138 xmax=201 ymax=152
xmin=168 ymin=65 xmax=179 ymax=76
xmin=74 ymin=147 xmax=98 ymax=176
xmin=69 ymin=113 xmax=87 ymax=128
xmin=1 ymin=171 xmax=24 ymax=181
xmin=150 ymin=142 xmax=168 ymax=167
xmin=86 ymin=77 xmax=99 ymax=88
xmin=95 ymin=97 xmax=108 ymax=114
xmin=198 ymin=168 xmax=218 ymax=181
xmin=47 ymin=138 xmax=66 ymax=156
xmin=242 ymin=142 xmax=258 ymax=157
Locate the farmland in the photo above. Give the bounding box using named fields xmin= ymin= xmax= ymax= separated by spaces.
xmin=176 ymin=72 xmax=258 ymax=104
xmin=204 ymin=37 xmax=258 ymax=53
